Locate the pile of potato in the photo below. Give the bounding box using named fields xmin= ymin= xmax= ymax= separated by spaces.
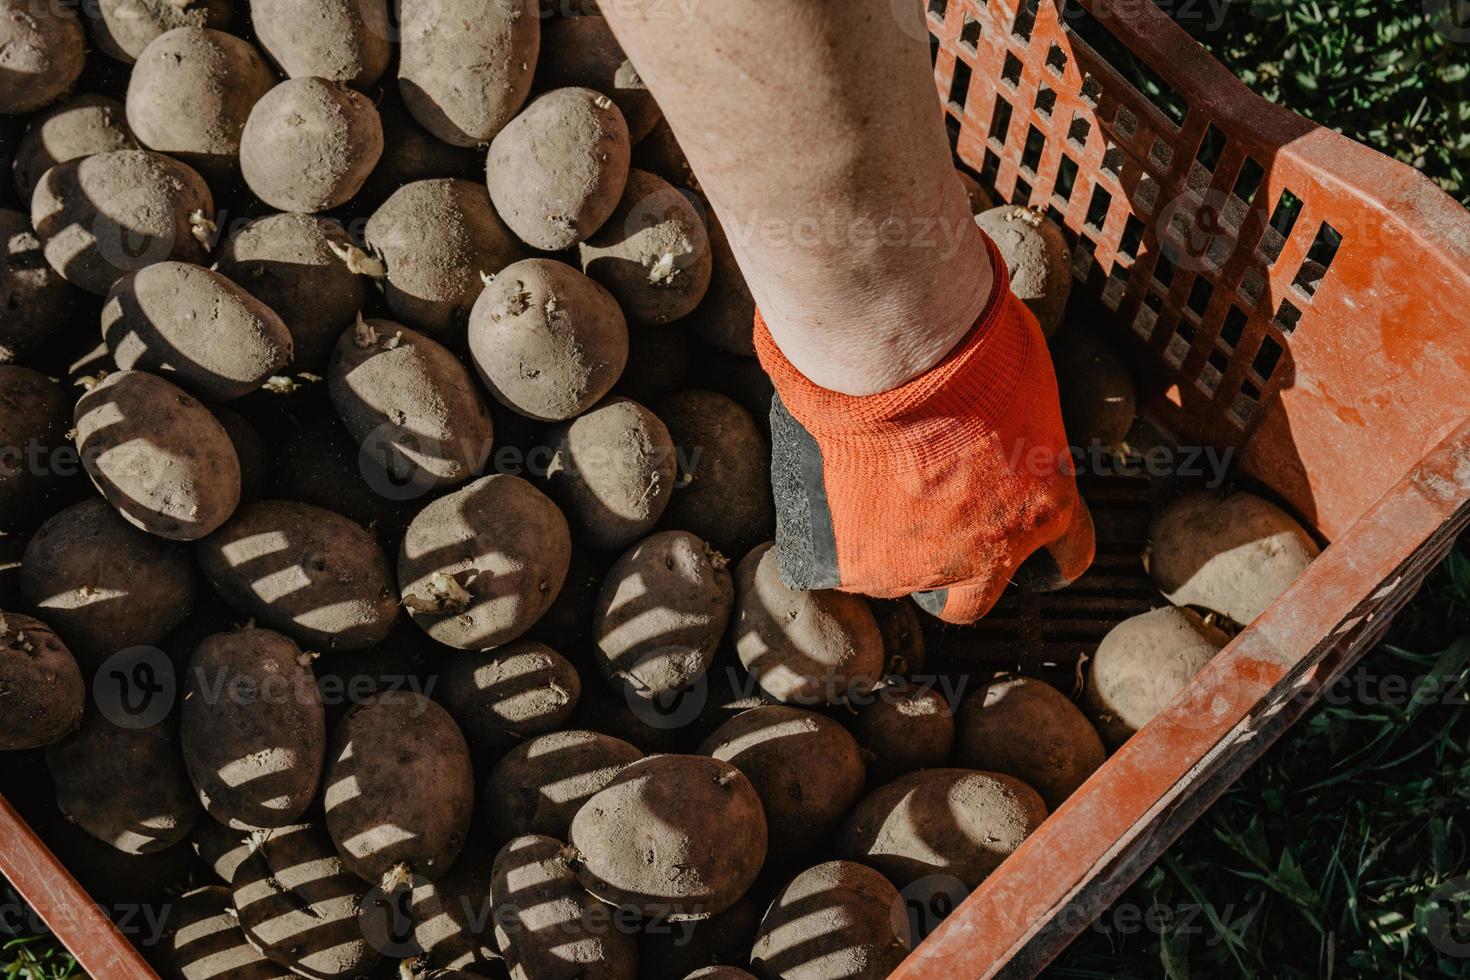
xmin=0 ymin=3 xmax=1322 ymax=979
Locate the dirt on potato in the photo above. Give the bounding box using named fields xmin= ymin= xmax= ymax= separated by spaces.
xmin=31 ymin=149 xmax=214 ymax=295
xmin=470 ymin=257 xmax=629 ymax=423
xmin=240 ymin=77 xmax=384 ymax=213
xmin=0 ymin=612 xmax=84 ymax=751
xmin=12 ymin=94 xmax=139 ymax=203
xmin=487 ymin=86 xmax=631 ymax=250
xmin=124 ymin=27 xmax=276 ymax=188
xmin=251 ymin=0 xmax=391 ymax=88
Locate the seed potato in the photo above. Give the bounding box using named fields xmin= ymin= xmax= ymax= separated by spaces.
xmin=699 ymin=705 xmax=866 ymax=865
xmin=85 ymin=0 xmax=233 ymax=64
xmin=569 ymin=754 xmax=767 ymax=919
xmin=125 ymin=27 xmax=276 ymax=188
xmin=190 ymin=818 xmax=253 ymax=884
xmin=250 ymin=0 xmax=390 ymax=88
xmin=733 ymin=542 xmax=885 ymax=705
xmin=406 ymin=842 xmax=500 ymax=974
xmin=103 ymin=262 xmax=294 ymax=400
xmin=198 ymin=499 xmax=399 ymax=650
xmin=38 ymin=817 xmax=193 ymax=907
xmin=546 ymin=396 xmax=676 ymax=551
xmin=482 ymin=729 xmax=643 ymax=844
xmin=657 ymin=391 xmax=774 ymax=558
xmin=398 ymin=0 xmax=539 ymax=147
xmin=0 ymin=211 xmax=80 ymax=363
xmin=487 ymin=87 xmax=631 ymax=250
xmin=0 ymin=612 xmax=83 ymax=751
xmin=749 ymin=861 xmax=910 ymax=980
xmin=217 ymin=213 xmax=373 ymax=372
xmin=1084 ymin=605 xmax=1229 ymax=748
xmin=470 ymin=257 xmax=629 ymax=422
xmin=160 ymin=885 xmax=293 ymax=980
xmin=849 ymin=681 xmax=954 ymax=785
xmin=181 ymin=628 xmax=326 ymax=829
xmin=20 ymin=498 xmax=196 ymax=664
xmin=398 ymin=474 xmax=571 ymax=649
xmin=1052 ymin=324 xmax=1137 ymax=451
xmin=872 ymin=598 xmax=926 ymax=676
xmin=31 ymin=149 xmax=214 ymax=295
xmin=956 ymin=676 xmax=1104 ymax=811
xmin=240 ymin=77 xmax=384 ymax=213
xmin=1147 ymin=490 xmax=1320 ymax=626
xmin=230 ymin=822 xmax=381 ymax=979
xmin=0 ymin=0 xmax=85 ymax=114
xmin=0 ymin=366 xmax=73 ymax=531
xmin=365 ymin=178 xmax=523 ymax=344
xmin=434 ymin=640 xmax=581 ymax=756
xmin=837 ymin=768 xmax=1047 ymax=889
xmin=975 ymin=205 xmax=1071 ymax=338
xmin=594 ymin=530 xmax=733 ymax=700
xmin=329 ymin=317 xmax=494 ymax=489
xmin=75 ymin=370 xmax=242 ymax=540
xmin=491 ymin=834 xmax=639 ymax=980
xmin=538 ymin=17 xmax=659 ymax=141
xmin=325 ymin=690 xmax=474 ymax=885
xmin=12 ymin=94 xmax=139 ymax=204
xmin=45 ymin=712 xmax=200 ymax=854
xmin=680 ymin=657 xmax=779 ymax=750
xmin=579 ymin=169 xmax=712 ymax=324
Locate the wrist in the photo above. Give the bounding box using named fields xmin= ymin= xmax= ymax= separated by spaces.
xmin=755 ymin=234 xmax=1032 ymax=458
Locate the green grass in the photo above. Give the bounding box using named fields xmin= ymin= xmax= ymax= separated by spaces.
xmin=1172 ymin=0 xmax=1470 ymax=206
xmin=0 ymin=935 xmax=77 ymax=980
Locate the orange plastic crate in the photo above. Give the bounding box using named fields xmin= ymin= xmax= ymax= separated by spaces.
xmin=898 ymin=0 xmax=1470 ymax=975
xmin=6 ymin=1 xmax=1470 ymax=978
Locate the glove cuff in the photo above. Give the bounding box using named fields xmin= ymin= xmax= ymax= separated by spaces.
xmin=753 ymin=233 xmax=1035 ymax=458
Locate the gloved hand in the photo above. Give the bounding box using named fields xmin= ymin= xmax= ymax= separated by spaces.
xmin=756 ymin=235 xmax=1094 ymax=624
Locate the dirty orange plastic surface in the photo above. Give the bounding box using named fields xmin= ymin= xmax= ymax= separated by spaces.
xmin=896 ymin=0 xmax=1470 ymax=975
xmin=0 ymin=796 xmax=156 ymax=978
xmin=5 ymin=1 xmax=1470 ymax=978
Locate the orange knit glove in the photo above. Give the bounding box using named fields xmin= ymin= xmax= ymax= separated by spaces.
xmin=756 ymin=236 xmax=1094 ymax=624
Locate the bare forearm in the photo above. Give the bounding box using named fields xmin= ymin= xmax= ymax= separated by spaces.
xmin=600 ymin=0 xmax=993 ymax=394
